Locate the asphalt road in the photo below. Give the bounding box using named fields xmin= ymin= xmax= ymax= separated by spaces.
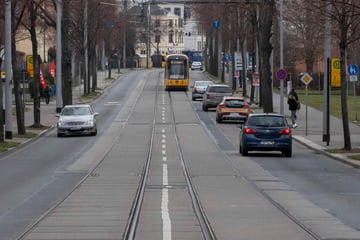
xmin=0 ymin=70 xmax=145 ymax=239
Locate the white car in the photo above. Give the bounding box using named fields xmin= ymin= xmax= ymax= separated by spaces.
xmin=56 ymin=104 xmax=99 ymax=137
xmin=191 ymin=80 xmax=213 ymax=101
xmin=191 ymin=61 xmax=203 ymax=71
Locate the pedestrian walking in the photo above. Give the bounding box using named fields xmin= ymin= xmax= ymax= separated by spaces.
xmin=44 ymin=85 xmax=51 ymax=105
xmin=287 ymin=87 xmax=299 ymax=128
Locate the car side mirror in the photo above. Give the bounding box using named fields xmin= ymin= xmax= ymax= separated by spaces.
xmin=55 ymin=113 xmax=60 ymax=118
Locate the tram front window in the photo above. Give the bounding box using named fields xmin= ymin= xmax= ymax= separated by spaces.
xmin=168 ymin=63 xmax=185 ymax=79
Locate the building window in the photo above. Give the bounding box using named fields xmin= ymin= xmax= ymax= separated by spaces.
xmin=140 ymin=49 xmax=146 ymax=55
xmin=178 ymin=18 xmax=183 ymax=28
xmin=140 ymin=33 xmax=147 ymax=43
xmin=184 ymin=7 xmax=191 ymax=19
xmin=168 ymin=31 xmax=173 ymax=44
xmin=174 ymin=8 xmax=181 ymax=17
xmin=178 ymin=31 xmax=183 ymax=43
xmin=155 ymin=19 xmax=160 ymax=28
xmin=168 ymin=19 xmax=173 ymax=27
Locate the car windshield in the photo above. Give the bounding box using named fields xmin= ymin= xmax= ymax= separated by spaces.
xmin=196 ymin=81 xmax=211 ymax=86
xmin=225 ymin=99 xmax=245 ymax=107
xmin=62 ymin=107 xmax=91 ymax=116
xmin=210 ymin=86 xmax=231 ymax=93
xmin=248 ymin=116 xmax=285 ymax=127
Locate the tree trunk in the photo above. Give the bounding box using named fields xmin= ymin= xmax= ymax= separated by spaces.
xmin=258 ymin=0 xmax=275 ymax=113
xmin=91 ymin=50 xmax=97 ymax=92
xmin=62 ymin=1 xmax=72 ymax=106
xmin=0 ymin=57 xmax=4 ymax=142
xmin=339 ymin=40 xmax=351 ymax=150
xmin=13 ymin=6 xmax=26 ymax=132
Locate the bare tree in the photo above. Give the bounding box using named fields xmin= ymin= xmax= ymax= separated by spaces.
xmin=308 ymin=0 xmax=360 ymax=150
xmin=22 ymin=0 xmax=45 ymax=128
xmin=258 ymin=0 xmax=276 ymax=113
xmin=284 ymin=0 xmax=324 ymax=84
xmin=11 ymin=1 xmax=27 ymax=133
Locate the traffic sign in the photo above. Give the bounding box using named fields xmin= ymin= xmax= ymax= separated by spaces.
xmin=347 ymin=64 xmax=359 ymax=75
xmin=350 ymin=75 xmax=358 ymax=82
xmin=212 ymin=20 xmax=220 ymax=29
xmin=276 ymin=69 xmax=287 ymax=80
xmin=301 ymin=72 xmax=313 ymax=85
xmin=252 ymin=72 xmax=260 ymax=86
xmin=234 ymin=51 xmax=242 ymax=71
xmin=331 ymin=58 xmax=341 ymax=87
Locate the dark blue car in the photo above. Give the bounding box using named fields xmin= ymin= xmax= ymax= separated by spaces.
xmin=239 ymin=113 xmax=292 ymax=157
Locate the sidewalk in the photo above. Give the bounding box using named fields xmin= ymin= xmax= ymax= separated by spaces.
xmin=10 ymin=69 xmax=125 ymax=145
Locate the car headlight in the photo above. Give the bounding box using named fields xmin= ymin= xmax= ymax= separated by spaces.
xmin=85 ymin=119 xmax=95 ymax=127
xmin=57 ymin=119 xmax=65 ymax=127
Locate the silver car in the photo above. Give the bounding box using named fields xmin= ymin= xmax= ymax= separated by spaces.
xmin=202 ymin=84 xmax=233 ymax=111
xmin=191 ymin=80 xmax=213 ymax=101
xmin=191 ymin=61 xmax=203 ymax=71
xmin=56 ymin=104 xmax=99 ymax=137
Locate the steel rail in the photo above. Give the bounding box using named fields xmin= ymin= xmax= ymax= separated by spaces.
xmin=122 ymin=71 xmax=162 ymax=239
xmin=168 ymin=91 xmax=217 ymax=240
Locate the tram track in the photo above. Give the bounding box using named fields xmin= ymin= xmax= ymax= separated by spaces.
xmin=124 ymin=75 xmax=216 ymax=239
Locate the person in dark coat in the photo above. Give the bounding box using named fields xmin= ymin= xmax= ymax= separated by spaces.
xmin=287 ymin=88 xmax=299 ymax=128
xmin=44 ymin=85 xmax=51 ymax=105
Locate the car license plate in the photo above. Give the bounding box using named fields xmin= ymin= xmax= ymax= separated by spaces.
xmin=260 ymin=141 xmax=275 ymax=145
xmin=230 ymin=113 xmax=239 ymax=116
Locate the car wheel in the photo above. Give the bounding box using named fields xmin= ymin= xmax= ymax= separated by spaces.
xmin=239 ymin=143 xmax=242 ymax=154
xmin=192 ymin=96 xmax=195 ymax=101
xmin=216 ymin=115 xmax=222 ymax=123
xmin=284 ymin=146 xmax=292 ymax=157
xmin=241 ymin=144 xmax=248 ymax=156
xmin=202 ymin=105 xmax=208 ymax=111
xmin=91 ymin=130 xmax=97 ymax=136
xmin=57 ymin=132 xmax=64 ymax=137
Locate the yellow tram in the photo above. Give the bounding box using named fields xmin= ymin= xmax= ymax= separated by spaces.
xmin=164 ymin=54 xmax=189 ymax=91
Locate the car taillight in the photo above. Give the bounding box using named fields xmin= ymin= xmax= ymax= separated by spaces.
xmin=218 ymin=102 xmax=225 ymax=108
xmin=279 ymin=128 xmax=291 ymax=135
xmin=244 ymin=127 xmax=256 ymax=134
xmin=194 ymin=87 xmax=198 ymax=93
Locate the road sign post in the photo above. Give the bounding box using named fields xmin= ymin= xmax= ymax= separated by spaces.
xmin=300 ymin=73 xmax=313 ymax=135
xmin=276 ymin=69 xmax=287 ymax=114
xmin=348 ymin=64 xmax=359 ymax=122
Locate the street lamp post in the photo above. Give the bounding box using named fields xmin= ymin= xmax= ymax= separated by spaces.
xmin=5 ymin=0 xmax=12 ymax=139
xmin=56 ymin=0 xmax=63 ymax=113
xmin=279 ymin=0 xmax=284 ymax=115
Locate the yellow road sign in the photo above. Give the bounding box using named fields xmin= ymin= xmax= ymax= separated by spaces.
xmin=331 ymin=58 xmax=341 ymax=87
xmin=26 ymin=55 xmax=34 ymax=78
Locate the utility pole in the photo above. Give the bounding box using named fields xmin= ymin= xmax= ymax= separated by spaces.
xmin=56 ymin=0 xmax=63 ymax=113
xmin=323 ymin=0 xmax=331 ymax=145
xmin=147 ymin=2 xmax=150 ymax=69
xmin=123 ymin=0 xmax=127 ymax=69
xmin=84 ymin=0 xmax=89 ymax=94
xmin=5 ymin=0 xmax=12 ymax=139
xmin=279 ymin=0 xmax=284 ymax=115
